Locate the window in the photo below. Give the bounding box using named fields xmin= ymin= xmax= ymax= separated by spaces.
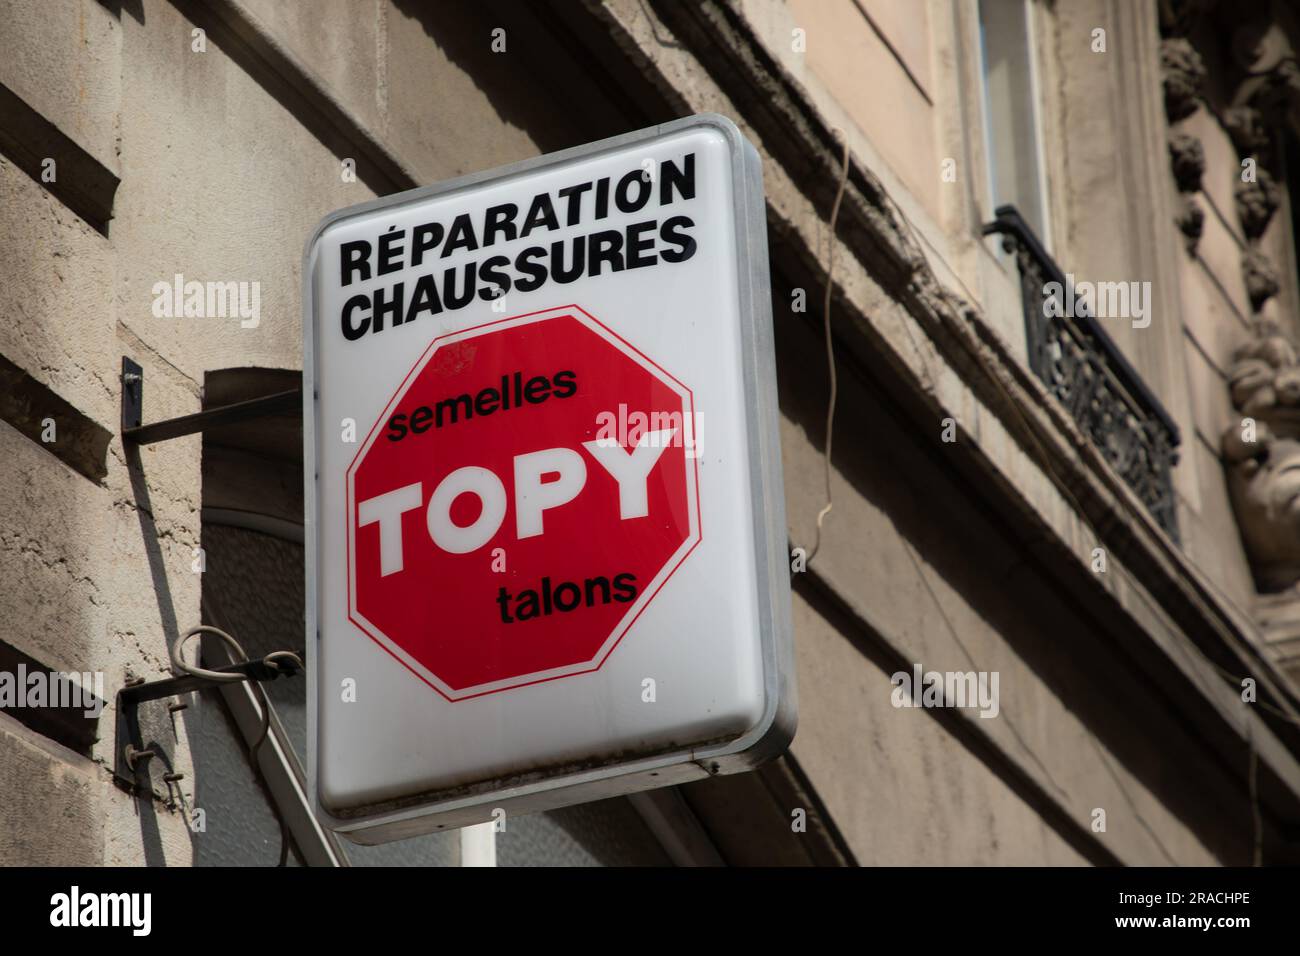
xmin=978 ymin=0 xmax=1052 ymax=244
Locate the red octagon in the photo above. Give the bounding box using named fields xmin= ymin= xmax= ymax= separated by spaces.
xmin=347 ymin=306 xmax=700 ymax=701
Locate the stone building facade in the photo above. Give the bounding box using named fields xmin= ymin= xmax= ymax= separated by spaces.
xmin=3 ymin=0 xmax=1300 ymax=865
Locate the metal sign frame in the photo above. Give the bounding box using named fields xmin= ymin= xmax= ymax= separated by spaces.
xmin=302 ymin=113 xmax=795 ymax=843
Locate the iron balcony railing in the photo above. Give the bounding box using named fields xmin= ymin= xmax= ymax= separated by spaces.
xmin=982 ymin=205 xmax=1181 ymax=541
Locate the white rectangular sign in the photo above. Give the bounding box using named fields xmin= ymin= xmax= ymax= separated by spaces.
xmin=303 ymin=114 xmax=795 ymax=842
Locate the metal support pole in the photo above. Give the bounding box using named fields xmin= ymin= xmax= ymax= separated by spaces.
xmin=120 ymin=356 xmax=301 ymax=445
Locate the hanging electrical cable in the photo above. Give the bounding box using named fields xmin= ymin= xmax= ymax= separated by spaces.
xmin=806 ymin=129 xmax=851 ymax=566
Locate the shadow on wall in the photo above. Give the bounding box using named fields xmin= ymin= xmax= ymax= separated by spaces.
xmin=123 ymin=443 xmax=181 ymax=868
xmin=96 ymin=0 xmax=146 ymax=25
xmin=390 ymin=0 xmax=661 ymax=160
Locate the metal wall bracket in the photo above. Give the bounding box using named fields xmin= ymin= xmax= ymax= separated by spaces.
xmin=112 ymin=656 xmax=302 ymax=797
xmin=120 ymin=356 xmax=301 ymax=445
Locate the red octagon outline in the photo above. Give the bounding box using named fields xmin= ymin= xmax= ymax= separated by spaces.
xmin=344 ymin=304 xmax=702 ymax=702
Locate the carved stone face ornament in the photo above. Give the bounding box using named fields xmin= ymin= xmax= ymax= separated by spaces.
xmin=1227 ymin=434 xmax=1300 ymax=591
xmin=1223 ymin=323 xmax=1300 ymax=592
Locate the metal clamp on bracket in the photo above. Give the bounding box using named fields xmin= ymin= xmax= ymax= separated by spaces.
xmin=113 ymin=652 xmax=302 ymax=797
xmin=120 ymin=356 xmax=301 ymax=445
